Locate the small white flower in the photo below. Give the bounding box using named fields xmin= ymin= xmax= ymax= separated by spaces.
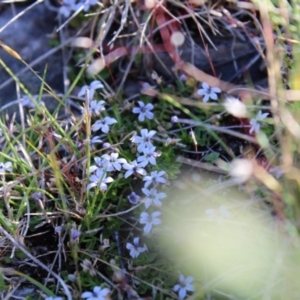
xmin=45 ymin=297 xmax=64 ymax=300
xmin=92 ymin=117 xmax=117 ymax=134
xmin=101 ymin=152 xmax=127 ymax=172
xmin=173 ymin=274 xmax=195 ymax=299
xmin=142 ymin=187 xmax=166 ymax=209
xmin=132 ymin=101 xmax=154 ymax=122
xmin=127 ymin=192 xmax=140 ymax=205
xmin=139 ymin=211 xmax=162 ymax=234
xmin=224 ymin=96 xmax=247 ymax=118
xmin=126 ymin=237 xmax=147 ymax=258
xmin=132 ymin=129 xmax=156 ymax=152
xmin=123 ymin=160 xmax=146 ymax=178
xmin=81 ymin=286 xmax=110 ymax=300
xmin=197 ymin=82 xmax=221 ymax=102
xmin=0 ymin=162 xmax=12 ymax=174
xmin=86 ymin=169 xmax=114 ymax=191
xmin=143 ymin=170 xmax=167 ymax=188
xmin=78 ymin=80 xmax=104 ymax=100
xmin=249 ymin=110 xmax=269 ymax=134
xmin=89 ymin=100 xmax=106 ymax=116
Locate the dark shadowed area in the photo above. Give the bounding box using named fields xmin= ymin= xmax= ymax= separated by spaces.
xmin=0 ymin=2 xmax=63 ymax=115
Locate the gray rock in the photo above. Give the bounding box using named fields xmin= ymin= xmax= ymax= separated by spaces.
xmin=0 ymin=2 xmax=63 ymax=116
xmin=149 ymin=32 xmax=267 ymax=86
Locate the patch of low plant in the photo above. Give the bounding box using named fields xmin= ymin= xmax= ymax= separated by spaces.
xmin=2 ymin=0 xmax=300 ymax=300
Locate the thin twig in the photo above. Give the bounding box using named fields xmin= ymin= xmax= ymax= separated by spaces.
xmin=176 ymin=117 xmax=257 ymax=143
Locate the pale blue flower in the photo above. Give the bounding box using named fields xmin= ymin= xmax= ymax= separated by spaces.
xmin=127 ymin=192 xmax=140 ymax=205
xmin=101 ymin=152 xmax=127 ymax=172
xmin=0 ymin=162 xmax=12 ymax=174
xmin=269 ymin=166 xmax=283 ymax=179
xmin=45 ymin=297 xmax=64 ymax=300
xmin=86 ymin=169 xmax=113 ymax=191
xmin=89 ymin=156 xmax=108 ymax=173
xmin=59 ymin=0 xmax=76 ymax=17
xmin=171 ymin=115 xmax=179 ymax=123
xmin=81 ymin=286 xmax=110 ymax=300
xmin=137 ymin=145 xmax=158 ymax=167
xmin=92 ymin=117 xmax=117 ymax=134
xmin=132 ymin=129 xmax=156 ymax=153
xmin=123 ymin=160 xmax=146 ymax=178
xmin=249 ymin=119 xmax=260 ymax=134
xmin=103 ymin=142 xmax=115 ymax=151
xmin=21 ymin=95 xmax=44 ymax=109
xmin=89 ymin=100 xmax=105 ymax=116
xmin=142 ymin=187 xmax=166 ymax=209
xmin=91 ymin=136 xmax=102 ymax=144
xmin=143 ymin=170 xmax=167 ymax=188
xmin=249 ymin=110 xmax=269 ymax=134
xmin=54 ymin=226 xmax=63 ymax=234
xmin=139 ymin=211 xmax=161 ymax=234
xmin=70 ymin=228 xmax=81 ymax=243
xmin=75 ymin=0 xmax=99 ymax=12
xmin=140 ymin=82 xmax=157 ymax=95
xmin=89 ymin=136 xmax=102 ymax=150
xmin=132 ymin=101 xmax=154 ymax=122
xmin=21 ymin=95 xmax=36 ymax=108
xmin=126 ymin=237 xmax=147 ymax=258
xmin=78 ymin=80 xmax=104 ymax=100
xmin=197 ymin=82 xmax=221 ymax=102
xmin=205 ymin=205 xmax=232 ymax=223
xmin=179 ymin=74 xmax=187 ymax=82
xmin=173 ymin=274 xmax=195 ymax=299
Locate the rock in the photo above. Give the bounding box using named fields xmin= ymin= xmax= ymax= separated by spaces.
xmin=0 ymin=2 xmax=63 ymax=117
xmin=150 ymin=31 xmax=267 ymax=87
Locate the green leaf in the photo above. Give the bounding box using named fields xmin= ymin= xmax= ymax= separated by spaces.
xmin=203 ymin=152 xmax=220 ymax=163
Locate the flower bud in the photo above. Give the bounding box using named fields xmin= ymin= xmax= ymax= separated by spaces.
xmin=224 ymin=96 xmax=248 ymax=118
